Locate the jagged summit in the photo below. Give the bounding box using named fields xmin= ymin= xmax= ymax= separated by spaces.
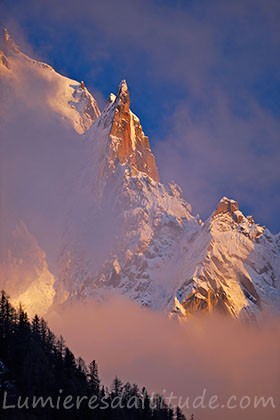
xmin=209 ymin=195 xmax=264 ymax=240
xmin=0 ymin=31 xmax=100 ymax=133
xmin=0 ymin=27 xmax=55 ymax=73
xmin=94 ymin=78 xmax=159 ymax=182
xmin=102 ymin=79 xmax=130 ymax=113
xmin=220 ymin=196 xmax=238 ymax=204
xmin=116 ymin=79 xmax=129 ymax=104
xmin=213 ymin=196 xmax=239 ymax=217
xmin=0 ymin=28 xmax=20 ymax=55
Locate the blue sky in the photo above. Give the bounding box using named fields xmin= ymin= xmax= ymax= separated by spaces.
xmin=1 ymin=0 xmax=280 ymax=231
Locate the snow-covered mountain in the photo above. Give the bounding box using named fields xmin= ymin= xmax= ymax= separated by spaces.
xmin=0 ymin=221 xmax=55 ymax=317
xmin=1 ymin=29 xmax=279 ymax=319
xmin=0 ymin=29 xmax=100 ymax=133
xmin=173 ymin=197 xmax=280 ymax=319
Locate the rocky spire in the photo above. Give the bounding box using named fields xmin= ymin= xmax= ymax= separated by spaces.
xmin=115 ymin=79 xmax=130 ymax=108
xmin=213 ymin=196 xmax=239 ymax=217
xmin=101 ymin=79 xmax=159 ymax=182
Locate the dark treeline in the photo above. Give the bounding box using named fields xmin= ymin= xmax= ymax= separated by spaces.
xmin=0 ymin=291 xmax=190 ymax=420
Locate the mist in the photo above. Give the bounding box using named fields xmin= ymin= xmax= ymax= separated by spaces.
xmin=154 ymin=92 xmax=280 ymax=230
xmin=2 ymin=0 xmax=280 ymax=231
xmin=47 ymin=297 xmax=280 ymax=420
xmin=0 ymin=61 xmax=82 ymax=266
xmin=1 ymin=7 xmax=280 ymax=419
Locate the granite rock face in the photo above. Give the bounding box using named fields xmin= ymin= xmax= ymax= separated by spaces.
xmin=105 ymin=80 xmax=159 ymax=181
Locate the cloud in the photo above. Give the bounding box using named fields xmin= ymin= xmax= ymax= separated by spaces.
xmin=1 ymin=7 xmax=279 ymax=418
xmin=47 ymin=296 xmax=280 ymax=420
xmin=2 ymin=0 xmax=279 ymax=230
xmin=154 ymin=88 xmax=280 ymax=229
xmin=0 ymin=52 xmax=87 ymax=268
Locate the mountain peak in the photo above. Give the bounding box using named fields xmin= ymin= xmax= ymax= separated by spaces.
xmin=211 ymin=196 xmax=264 ymax=235
xmin=0 ymin=28 xmax=20 ymax=55
xmin=116 ymin=79 xmax=129 ymax=98
xmin=105 ymin=80 xmax=129 ymax=104
xmin=97 ymin=80 xmax=159 ymax=182
xmin=213 ymin=196 xmax=239 ymax=217
xmin=112 ymin=79 xmax=130 ymax=112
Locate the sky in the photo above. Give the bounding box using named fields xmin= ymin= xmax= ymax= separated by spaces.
xmin=1 ymin=0 xmax=280 ymax=232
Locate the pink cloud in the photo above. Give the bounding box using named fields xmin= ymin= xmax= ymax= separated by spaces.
xmin=47 ymin=296 xmax=280 ymax=420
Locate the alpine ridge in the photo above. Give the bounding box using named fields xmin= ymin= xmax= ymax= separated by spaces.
xmin=0 ymin=30 xmax=279 ymax=320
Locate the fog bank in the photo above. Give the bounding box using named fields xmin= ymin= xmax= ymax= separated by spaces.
xmin=47 ymin=297 xmax=280 ymax=419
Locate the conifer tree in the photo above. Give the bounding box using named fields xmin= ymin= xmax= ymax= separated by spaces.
xmin=32 ymin=314 xmax=40 ymax=335
xmin=88 ymin=359 xmax=101 ymax=396
xmin=176 ymin=406 xmax=187 ymax=420
xmin=111 ymin=376 xmax=123 ymax=398
xmin=142 ymin=386 xmax=151 ymax=418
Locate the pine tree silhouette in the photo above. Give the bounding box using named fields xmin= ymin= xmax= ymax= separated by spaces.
xmin=88 ymin=360 xmax=100 ymax=396
xmin=0 ymin=290 xmax=181 ymax=419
